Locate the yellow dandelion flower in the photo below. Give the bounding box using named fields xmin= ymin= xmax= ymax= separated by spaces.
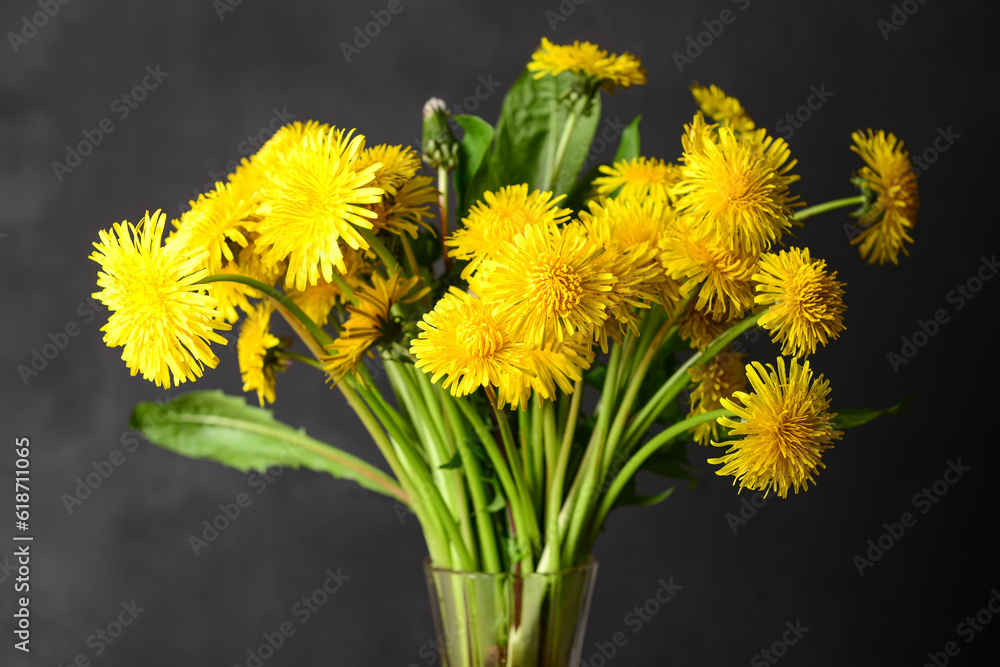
xmin=659 ymin=218 xmax=757 ymax=320
xmin=690 ymin=83 xmax=755 ymax=134
xmin=251 ymin=120 xmax=334 ymax=174
xmin=289 ymin=280 xmax=341 ymax=327
xmin=410 ymin=287 xmax=528 ymax=402
xmin=255 ymin=127 xmax=384 ymax=290
xmin=446 ymin=185 xmax=571 ymax=279
xmin=527 ymin=37 xmax=647 ymax=92
xmin=679 ymin=301 xmax=734 ymax=351
xmin=850 ymin=129 xmax=920 ymax=265
xmin=593 ymin=157 xmax=680 ymax=203
xmin=577 ymin=195 xmax=676 ymax=250
xmin=754 ymin=248 xmax=846 ymax=357
xmin=596 ymin=242 xmax=662 ymax=351
xmin=323 ymin=270 xmax=427 ymax=384
xmin=90 ymin=210 xmax=230 ymax=388
xmin=238 ymin=240 xmax=286 ymax=286
xmin=238 ymin=302 xmax=287 ymax=405
xmin=688 ymin=352 xmax=748 ymax=445
xmin=171 ymin=180 xmax=254 ymax=274
xmin=356 ymin=144 xmax=422 ymax=196
xmin=211 ymin=263 xmax=257 ymax=324
xmin=680 ymin=111 xmax=718 ymax=157
xmin=673 ymin=125 xmax=800 ymax=255
xmin=498 ymin=334 xmax=594 ymax=407
xmin=374 ymin=175 xmax=438 ymax=238
xmin=482 ymin=222 xmax=617 ymax=346
xmin=708 ymin=357 xmax=842 ymax=498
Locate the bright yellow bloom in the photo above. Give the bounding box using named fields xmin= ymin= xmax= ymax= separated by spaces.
xmin=680 ymin=111 xmax=717 ymax=157
xmin=323 ymin=270 xmax=427 ymax=384
xmin=673 ymin=125 xmax=800 ymax=255
xmin=446 ymin=185 xmax=571 ymax=279
xmin=238 ymin=302 xmax=286 ymax=405
xmin=410 ymin=288 xmax=528 ymax=403
xmin=289 ymin=280 xmax=341 ymax=327
xmin=679 ymin=301 xmax=733 ymax=351
xmin=593 ymin=157 xmax=680 ymax=203
xmin=481 ymin=222 xmax=617 ymax=346
xmin=289 ymin=245 xmax=372 ymax=326
xmin=209 ymin=242 xmax=287 ymax=324
xmin=498 ymin=334 xmax=594 ymax=407
xmin=252 ymin=120 xmax=334 ymax=174
xmin=356 ymin=144 xmax=422 ymax=196
xmin=850 ymin=129 xmax=920 ymax=265
xmin=90 ymin=210 xmax=230 ymax=388
xmin=527 ymin=37 xmax=647 ymax=92
xmin=659 ymin=218 xmax=757 ymax=320
xmin=709 ymin=357 xmax=842 ymax=498
xmin=688 ymin=352 xmax=748 ymax=445
xmin=577 ymin=196 xmax=680 ymax=311
xmin=171 ymin=180 xmax=254 ymax=274
xmin=690 ymin=83 xmax=755 ymax=134
xmin=754 ymin=248 xmax=846 ymax=357
xmin=373 ymin=175 xmax=438 ymax=238
xmin=255 ymin=127 xmax=384 ymax=290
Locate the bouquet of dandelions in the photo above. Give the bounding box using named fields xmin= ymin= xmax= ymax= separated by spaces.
xmin=89 ymin=37 xmax=916 ymax=666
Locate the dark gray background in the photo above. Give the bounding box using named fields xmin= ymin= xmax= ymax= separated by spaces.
xmin=2 ymin=0 xmax=998 ymax=665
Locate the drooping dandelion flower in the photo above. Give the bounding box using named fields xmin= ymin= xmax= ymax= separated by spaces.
xmin=659 ymin=218 xmax=757 ymax=320
xmin=678 ymin=301 xmax=734 ymax=351
xmin=90 ymin=210 xmax=230 ymax=388
xmin=687 ymin=351 xmax=748 ymax=445
xmin=754 ymin=247 xmax=846 ymax=357
xmin=482 ymin=222 xmax=617 ymax=346
xmin=527 ymin=37 xmax=647 ymax=92
xmin=373 ymin=175 xmax=438 ymax=238
xmin=850 ymin=129 xmax=920 ymax=265
xmin=673 ymin=124 xmax=800 ymax=255
xmin=690 ymin=83 xmax=755 ymax=134
xmin=254 ymin=127 xmax=384 ymax=290
xmin=410 ymin=287 xmax=528 ymax=403
xmin=238 ymin=302 xmax=287 ymax=405
xmin=323 ymin=270 xmax=427 ymax=384
xmin=446 ymin=185 xmax=571 ymax=279
xmin=498 ymin=333 xmax=594 ymax=408
xmin=708 ymin=357 xmax=842 ymax=498
xmin=577 ymin=196 xmax=680 ymax=313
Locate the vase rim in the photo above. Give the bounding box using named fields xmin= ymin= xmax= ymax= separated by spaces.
xmin=424 ymin=556 xmax=598 ymax=578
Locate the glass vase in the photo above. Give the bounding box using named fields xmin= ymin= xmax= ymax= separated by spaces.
xmin=423 ymin=559 xmax=599 ymax=667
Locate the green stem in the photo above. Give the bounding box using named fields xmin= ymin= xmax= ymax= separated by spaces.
xmin=437 ymin=167 xmax=453 ymax=273
xmin=328 ymin=272 xmax=355 ymax=303
xmin=283 ymin=351 xmax=323 ymax=370
xmin=793 ymin=195 xmax=865 ymax=221
xmin=547 ymin=97 xmax=585 ymax=192
xmin=622 ymin=311 xmax=763 ymax=453
xmin=442 ymin=393 xmax=501 ymax=573
xmin=358 ymin=227 xmax=400 ymax=274
xmin=197 ymin=274 xmax=334 ymax=348
xmin=454 ymin=396 xmax=534 ymax=571
xmin=588 ymin=409 xmax=733 ymax=549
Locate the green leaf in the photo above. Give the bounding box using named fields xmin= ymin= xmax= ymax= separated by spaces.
xmin=833 ymin=396 xmax=912 ymax=429
xmin=489 ymin=68 xmax=602 ymax=196
xmin=438 ymin=451 xmax=464 ymax=470
xmin=641 ymin=440 xmax=697 ymax=488
xmin=614 ymin=482 xmax=676 ymax=509
xmin=453 ymin=114 xmax=495 ymax=217
xmin=612 ymin=115 xmax=642 ymax=163
xmin=130 ymin=390 xmax=404 ymax=501
xmin=583 ymin=362 xmax=607 ymax=391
